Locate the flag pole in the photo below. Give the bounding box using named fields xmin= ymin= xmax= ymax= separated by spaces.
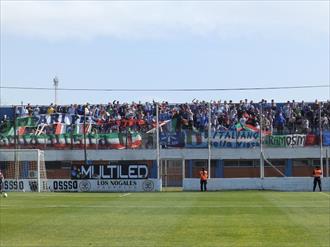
xmin=156 ymin=103 xmax=160 ymax=180
xmin=259 ymin=103 xmax=264 ymax=179
xmin=208 ymin=101 xmax=211 ymax=178
xmin=319 ymin=106 xmax=324 ymax=178
xmin=84 ymin=105 xmax=87 ymax=166
xmin=326 ymin=148 xmax=329 ymax=177
xmin=13 ymin=106 xmax=19 ymax=182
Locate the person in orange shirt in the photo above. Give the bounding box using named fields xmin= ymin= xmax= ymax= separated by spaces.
xmin=199 ymin=168 xmax=208 ymax=192
xmin=312 ymin=166 xmax=322 ymax=192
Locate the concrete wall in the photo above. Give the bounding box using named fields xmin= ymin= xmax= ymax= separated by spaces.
xmin=183 ymin=177 xmax=330 ymax=191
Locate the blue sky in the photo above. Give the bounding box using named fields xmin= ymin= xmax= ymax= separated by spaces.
xmin=0 ymin=1 xmax=329 ymax=105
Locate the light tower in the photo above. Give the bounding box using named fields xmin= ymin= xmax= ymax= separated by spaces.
xmin=53 ymin=76 xmax=59 ymax=105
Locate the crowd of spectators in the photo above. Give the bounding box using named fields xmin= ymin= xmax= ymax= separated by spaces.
xmin=1 ymin=99 xmax=330 ymax=135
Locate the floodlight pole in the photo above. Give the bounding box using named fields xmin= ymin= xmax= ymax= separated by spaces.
xmin=53 ymin=76 xmax=59 ymax=105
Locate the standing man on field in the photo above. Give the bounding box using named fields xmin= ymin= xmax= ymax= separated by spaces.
xmin=312 ymin=166 xmax=322 ymax=192
xmin=200 ymin=168 xmax=208 ymax=191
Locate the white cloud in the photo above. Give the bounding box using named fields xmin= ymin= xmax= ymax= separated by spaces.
xmin=1 ymin=1 xmax=329 ymax=41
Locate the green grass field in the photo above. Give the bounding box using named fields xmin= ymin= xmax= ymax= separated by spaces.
xmin=1 ymin=191 xmax=329 ymax=247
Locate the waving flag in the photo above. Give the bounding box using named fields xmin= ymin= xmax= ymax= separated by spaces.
xmin=73 ymin=123 xmax=92 ymax=135
xmin=15 ymin=117 xmax=37 ymax=127
xmin=127 ymin=132 xmax=142 ymax=149
xmin=104 ymin=133 xmax=125 ymax=149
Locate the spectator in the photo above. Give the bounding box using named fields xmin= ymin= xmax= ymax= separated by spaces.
xmin=1 ymin=99 xmax=329 ymax=142
xmin=275 ymin=112 xmax=286 ymax=134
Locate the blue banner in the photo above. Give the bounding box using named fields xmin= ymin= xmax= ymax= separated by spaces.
xmin=212 ymin=131 xmax=260 ymax=148
xmin=159 ymin=132 xmax=185 ymax=148
xmin=323 ymin=131 xmax=330 ymax=146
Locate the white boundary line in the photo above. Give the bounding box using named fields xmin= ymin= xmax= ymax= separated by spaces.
xmin=119 ymin=193 xmax=131 ymax=198
xmin=0 ymin=205 xmax=329 ymax=209
xmin=320 ymin=192 xmax=330 ymax=198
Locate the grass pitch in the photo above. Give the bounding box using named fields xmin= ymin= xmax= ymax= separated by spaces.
xmin=1 ymin=191 xmax=329 ymax=247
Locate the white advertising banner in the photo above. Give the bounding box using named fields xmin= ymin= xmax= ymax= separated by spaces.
xmin=3 ymin=179 xmax=162 ymax=192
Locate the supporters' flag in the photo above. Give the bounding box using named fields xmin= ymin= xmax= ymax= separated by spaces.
xmin=23 ymin=133 xmax=33 ymax=145
xmin=305 ymin=133 xmax=318 ymax=146
xmin=235 ymin=123 xmax=244 ymax=132
xmin=11 ymin=117 xmax=37 ymax=137
xmin=56 ymin=134 xmax=66 ymax=146
xmin=35 ymin=123 xmax=48 ymax=135
xmin=73 ymin=123 xmax=91 ymax=135
xmin=159 ymin=132 xmax=185 ymax=148
xmin=17 ymin=127 xmax=26 ymax=136
xmin=18 ymin=134 xmax=25 ymax=145
xmin=243 ymin=124 xmax=260 ymax=132
xmin=88 ymin=134 xmax=97 ymax=145
xmin=185 ymin=131 xmax=207 ymax=148
xmin=16 ymin=117 xmax=38 ymax=127
xmin=0 ymin=125 xmax=14 ymax=136
xmin=127 ymin=132 xmax=142 ymax=148
xmin=235 ymin=123 xmax=271 ymax=135
xmin=54 ymin=123 xmax=65 ymax=135
xmin=146 ymin=120 xmax=171 ymax=133
xmin=0 ymin=121 xmax=17 ymax=137
xmin=64 ymin=134 xmax=72 ymax=145
xmin=35 ymin=134 xmax=48 ymax=145
xmin=105 ymin=133 xmax=125 ymax=149
xmin=235 ymin=123 xmax=259 ymax=132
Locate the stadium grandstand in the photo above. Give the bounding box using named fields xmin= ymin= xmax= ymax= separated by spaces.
xmin=2 ymin=2 xmax=329 ymax=246
xmin=0 ymin=99 xmax=329 ymax=192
